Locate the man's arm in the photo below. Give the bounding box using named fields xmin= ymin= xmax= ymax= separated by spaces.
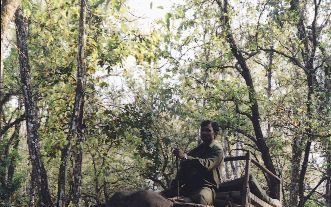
xmin=186 ymin=147 xmax=223 ymax=171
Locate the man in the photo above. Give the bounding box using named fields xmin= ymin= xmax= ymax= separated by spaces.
xmin=161 ymin=120 xmax=224 ymax=205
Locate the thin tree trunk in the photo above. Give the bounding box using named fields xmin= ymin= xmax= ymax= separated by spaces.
xmin=324 ymin=50 xmax=331 ymax=207
xmin=103 ymin=178 xmax=110 ymax=204
xmin=6 ymin=124 xmax=20 ymax=182
xmin=0 ymin=0 xmax=20 ymax=139
xmin=297 ymin=65 xmax=314 ymax=207
xmin=65 ymin=163 xmax=74 ymax=207
xmin=0 ymin=115 xmax=21 ymax=204
xmin=297 ymin=76 xmax=313 ymax=207
xmin=227 ymin=139 xmax=238 ymax=178
xmin=6 ymin=98 xmax=21 ymax=183
xmin=224 ymin=135 xmax=237 ymax=179
xmin=72 ymin=0 xmax=87 ymax=205
xmin=57 ymin=144 xmax=71 ymax=206
xmin=73 ymin=145 xmax=84 ymax=206
xmin=267 ymin=45 xmax=273 ymax=137
xmin=325 ymin=77 xmax=331 ymax=207
xmin=15 ymin=7 xmax=52 ymax=207
xmin=289 ymin=136 xmax=302 ymax=206
xmin=234 ymin=140 xmax=241 ymax=178
xmin=326 ymin=140 xmax=331 ymax=207
xmin=92 ymin=154 xmax=101 ymax=205
xmin=57 ymin=0 xmax=87 ymax=206
xmin=29 ymin=168 xmax=36 ymax=207
xmin=223 ymin=136 xmax=231 ymax=179
xmin=6 ymin=118 xmax=21 ymax=201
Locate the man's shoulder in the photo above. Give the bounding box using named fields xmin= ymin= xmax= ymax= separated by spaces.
xmin=189 ymin=144 xmax=203 ymax=152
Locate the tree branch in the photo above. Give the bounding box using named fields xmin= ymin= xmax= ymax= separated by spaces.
xmin=0 ymin=114 xmax=24 ymax=137
xmin=303 ymin=177 xmax=327 ymax=203
xmin=259 ymin=47 xmax=306 ymax=70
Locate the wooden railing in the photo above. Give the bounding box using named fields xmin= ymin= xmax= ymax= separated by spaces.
xmin=224 ymin=152 xmax=282 ymax=206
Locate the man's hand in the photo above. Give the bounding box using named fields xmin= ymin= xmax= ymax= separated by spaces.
xmin=173 ymin=148 xmax=187 ymax=159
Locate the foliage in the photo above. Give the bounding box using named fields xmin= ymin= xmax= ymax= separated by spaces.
xmin=1 ymin=0 xmax=330 ymax=206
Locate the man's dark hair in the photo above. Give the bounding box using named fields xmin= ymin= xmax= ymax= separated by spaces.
xmin=200 ymin=120 xmax=220 ymax=135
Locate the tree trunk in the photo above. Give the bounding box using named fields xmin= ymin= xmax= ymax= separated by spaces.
xmin=57 ymin=0 xmax=87 ymax=206
xmin=289 ymin=1 xmax=321 ymax=206
xmin=289 ymin=136 xmax=302 ymax=206
xmin=297 ymin=66 xmax=314 ymax=207
xmin=29 ymin=168 xmax=36 ymax=207
xmin=72 ymin=148 xmax=83 ymax=206
xmin=92 ymin=154 xmax=101 ymax=205
xmin=223 ymin=136 xmax=231 ymax=179
xmin=293 ymin=0 xmax=316 ymax=198
xmin=15 ymin=7 xmax=53 ymax=207
xmin=0 ymin=115 xmax=21 ymax=204
xmin=326 ymin=140 xmax=331 ymax=207
xmin=325 ymin=51 xmax=331 ymax=207
xmin=266 ymin=45 xmax=273 ymax=137
xmin=72 ymin=0 xmax=87 ymax=205
xmin=103 ymin=178 xmax=110 ymax=204
xmin=0 ymin=0 xmax=20 ymax=139
xmin=57 ymin=144 xmax=70 ymax=206
xmin=6 ymin=123 xmax=20 ymax=184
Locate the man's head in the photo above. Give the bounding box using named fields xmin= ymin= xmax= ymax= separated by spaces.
xmin=200 ymin=120 xmax=219 ymax=144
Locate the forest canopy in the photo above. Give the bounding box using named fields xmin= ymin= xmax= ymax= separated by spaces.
xmin=0 ymin=0 xmax=330 ymax=206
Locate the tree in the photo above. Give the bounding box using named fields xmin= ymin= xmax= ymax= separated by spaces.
xmin=257 ymin=0 xmax=330 ymax=206
xmin=160 ymin=0 xmax=330 ymax=205
xmin=15 ymin=7 xmax=52 ymax=206
xmin=2 ymin=0 xmax=330 ymax=206
xmin=57 ymin=0 xmax=87 ymax=206
xmin=215 ymin=0 xmax=278 ymax=198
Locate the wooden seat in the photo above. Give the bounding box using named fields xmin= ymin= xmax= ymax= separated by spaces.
xmin=215 ymin=153 xmax=282 ymax=207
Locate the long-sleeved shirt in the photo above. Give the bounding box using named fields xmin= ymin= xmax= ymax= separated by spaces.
xmin=176 ymin=141 xmax=224 ymax=190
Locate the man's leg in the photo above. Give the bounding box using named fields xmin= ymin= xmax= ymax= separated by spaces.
xmin=190 ymin=187 xmax=215 ymax=205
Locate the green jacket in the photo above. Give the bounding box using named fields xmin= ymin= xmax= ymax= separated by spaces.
xmin=176 ymin=141 xmax=224 ymax=190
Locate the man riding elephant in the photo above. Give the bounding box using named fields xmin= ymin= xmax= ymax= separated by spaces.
xmin=161 ymin=120 xmax=224 ymax=205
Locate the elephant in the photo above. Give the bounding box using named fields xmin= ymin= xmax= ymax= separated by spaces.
xmin=106 ymin=190 xmax=174 ymax=207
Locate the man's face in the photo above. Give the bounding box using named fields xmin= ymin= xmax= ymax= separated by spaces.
xmin=200 ymin=123 xmax=215 ymax=144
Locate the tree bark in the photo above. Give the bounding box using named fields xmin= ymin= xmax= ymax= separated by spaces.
xmin=29 ymin=167 xmax=36 ymax=207
xmin=72 ymin=0 xmax=87 ymax=205
xmin=223 ymin=136 xmax=231 ymax=179
xmin=15 ymin=7 xmax=52 ymax=206
xmin=0 ymin=0 xmax=21 ymax=139
xmin=92 ymin=154 xmax=101 ymax=205
xmin=297 ymin=58 xmax=314 ymax=207
xmin=289 ymin=136 xmax=302 ymax=206
xmin=57 ymin=0 xmax=87 ymax=206
xmin=324 ymin=48 xmax=331 ymax=207
xmin=266 ymin=45 xmax=273 ymax=137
